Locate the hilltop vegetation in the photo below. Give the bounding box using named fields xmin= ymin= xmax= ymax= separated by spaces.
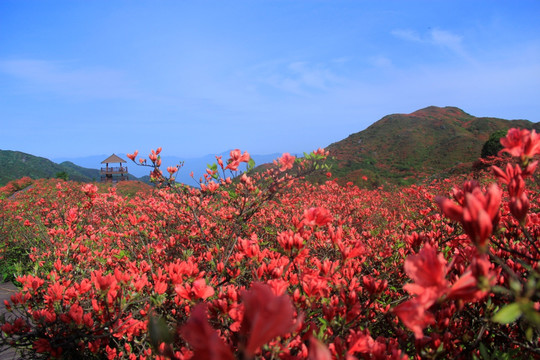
xmin=0 ymin=150 xmax=100 ymax=185
xmin=325 ymin=106 xmax=540 ymax=186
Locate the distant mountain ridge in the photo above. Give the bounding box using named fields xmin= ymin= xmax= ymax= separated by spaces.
xmin=325 ymin=106 xmax=540 ymax=185
xmin=54 ymin=152 xmax=283 ymax=184
xmin=0 ymin=150 xmax=103 ymax=186
xmin=3 ymin=106 xmax=538 ymax=187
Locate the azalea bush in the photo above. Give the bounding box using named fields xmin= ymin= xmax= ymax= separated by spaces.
xmin=0 ymin=176 xmax=35 ymax=199
xmin=0 ymin=129 xmax=539 ymax=359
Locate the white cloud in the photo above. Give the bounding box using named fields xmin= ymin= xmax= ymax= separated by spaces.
xmin=0 ymin=59 xmax=140 ymax=99
xmin=250 ymin=60 xmax=345 ymax=95
xmin=369 ymin=55 xmax=393 ymax=69
xmin=331 ymin=57 xmax=352 ymax=65
xmin=391 ymin=28 xmax=471 ymax=60
xmin=391 ymin=29 xmax=422 ymax=43
xmin=429 ymin=29 xmax=466 ymax=56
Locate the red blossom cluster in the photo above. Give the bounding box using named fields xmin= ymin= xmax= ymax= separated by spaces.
xmin=0 ymin=131 xmax=539 ymax=359
xmin=436 ymin=181 xmax=501 ymax=250
xmin=394 ymin=244 xmax=493 ymax=339
xmin=499 ymin=128 xmax=540 ymax=165
xmin=274 ymin=153 xmax=296 ymax=172
xmin=225 ymin=149 xmax=251 ymax=172
xmin=0 ymin=177 xmax=34 ymax=199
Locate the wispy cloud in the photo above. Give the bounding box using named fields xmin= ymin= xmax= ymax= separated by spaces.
xmin=369 ymin=55 xmax=393 ymax=69
xmin=391 ymin=29 xmax=423 ymax=43
xmin=391 ymin=28 xmax=470 ymax=60
xmin=0 ymin=59 xmax=140 ymax=99
xmin=250 ymin=60 xmax=345 ymax=95
xmin=430 ymin=29 xmax=467 ymax=57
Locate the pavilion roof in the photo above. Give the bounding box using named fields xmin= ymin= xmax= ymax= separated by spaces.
xmin=101 ymin=154 xmax=128 ymax=164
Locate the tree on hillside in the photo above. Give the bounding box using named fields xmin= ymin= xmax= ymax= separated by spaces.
xmin=55 ymin=171 xmax=69 ymax=181
xmin=481 ymin=129 xmax=507 ymax=158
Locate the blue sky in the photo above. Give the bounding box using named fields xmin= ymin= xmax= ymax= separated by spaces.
xmin=1 ymin=1 xmax=539 ymax=159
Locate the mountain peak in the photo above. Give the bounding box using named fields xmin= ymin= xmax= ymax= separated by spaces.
xmin=325 ymin=107 xmax=539 ymax=186
xmin=407 ymin=106 xmax=470 ymax=118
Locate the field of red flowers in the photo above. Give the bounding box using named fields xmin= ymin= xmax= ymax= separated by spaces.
xmin=1 ymin=129 xmax=539 ymax=359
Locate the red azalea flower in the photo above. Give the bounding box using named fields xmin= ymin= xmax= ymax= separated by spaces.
xmin=403 ymin=243 xmax=449 ymax=301
xmin=45 ymin=282 xmax=65 ymax=303
xmin=240 ymin=283 xmax=295 ymax=357
xmin=492 ymin=163 xmax=525 ymax=197
xmin=509 ymin=191 xmax=530 ymax=224
xmin=303 ymin=207 xmax=332 ymax=227
xmin=437 ymin=183 xmax=501 ymax=250
xmin=180 ymin=304 xmax=234 ymax=360
xmin=33 ymin=338 xmax=53 ymax=354
xmin=278 ymin=153 xmax=295 ymax=172
xmin=500 ymin=128 xmax=540 ymax=161
xmin=347 ymin=329 xmax=375 ymax=354
xmin=192 ymin=278 xmax=215 ymax=300
xmin=226 ymin=149 xmax=250 ymax=171
xmin=92 ymin=271 xmax=117 ymax=292
xmin=447 ymin=270 xmax=487 ymax=303
xmin=126 ymin=150 xmax=138 ymax=161
xmin=394 ymin=298 xmax=436 ymax=340
xmin=309 ymin=335 xmax=332 ymax=360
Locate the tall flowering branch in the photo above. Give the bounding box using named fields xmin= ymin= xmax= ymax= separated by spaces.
xmin=492 ymin=128 xmax=540 ymax=226
xmin=436 ymin=181 xmax=501 ymax=252
xmin=431 ymin=128 xmax=540 ymax=350
xmin=395 ymin=243 xmax=493 ymax=339
xmin=492 ymin=127 xmax=540 ymax=229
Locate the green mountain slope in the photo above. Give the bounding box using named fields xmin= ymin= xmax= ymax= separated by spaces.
xmin=325 ymin=106 xmax=540 ymax=185
xmin=58 ymin=161 xmax=101 ymax=181
xmin=0 ymin=150 xmax=101 ymax=185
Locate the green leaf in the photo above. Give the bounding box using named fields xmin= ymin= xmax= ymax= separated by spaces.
xmin=492 ymin=303 xmax=522 ymax=324
xmin=479 ymin=342 xmax=491 ymax=360
xmin=509 ymin=279 xmax=522 ymax=294
xmin=248 ymin=158 xmax=255 ymax=170
xmin=521 ymin=302 xmax=540 ymax=326
xmin=151 ymin=294 xmax=166 ymax=306
xmin=526 ymin=327 xmax=534 ymax=342
xmin=491 ymin=285 xmax=512 ymax=296
xmin=114 ymin=250 xmax=128 ymax=260
xmin=317 ymin=317 xmax=328 ymax=338
xmin=148 ymin=315 xmax=174 ymax=349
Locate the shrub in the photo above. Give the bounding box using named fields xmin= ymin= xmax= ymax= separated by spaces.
xmin=0 ymin=131 xmax=539 ymax=359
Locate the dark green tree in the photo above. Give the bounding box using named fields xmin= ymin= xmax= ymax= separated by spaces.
xmin=55 ymin=171 xmax=69 ymax=181
xmin=481 ymin=129 xmax=508 ymax=158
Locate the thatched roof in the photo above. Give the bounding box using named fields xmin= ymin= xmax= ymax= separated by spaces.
xmin=101 ymin=154 xmax=127 ymax=164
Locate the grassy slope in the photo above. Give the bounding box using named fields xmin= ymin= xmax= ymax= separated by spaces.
xmin=325 ymin=106 xmax=540 ymax=186
xmin=0 ymin=150 xmax=100 ymax=185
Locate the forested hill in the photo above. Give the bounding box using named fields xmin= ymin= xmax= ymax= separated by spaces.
xmin=325 ymin=106 xmax=540 ymax=185
xmin=0 ymin=150 xmax=101 ymax=185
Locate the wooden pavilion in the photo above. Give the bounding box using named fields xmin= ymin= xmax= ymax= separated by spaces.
xmin=100 ymin=154 xmax=129 ymax=183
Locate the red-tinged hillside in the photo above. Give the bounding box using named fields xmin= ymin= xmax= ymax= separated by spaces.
xmin=325 ymin=106 xmax=540 ymax=186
